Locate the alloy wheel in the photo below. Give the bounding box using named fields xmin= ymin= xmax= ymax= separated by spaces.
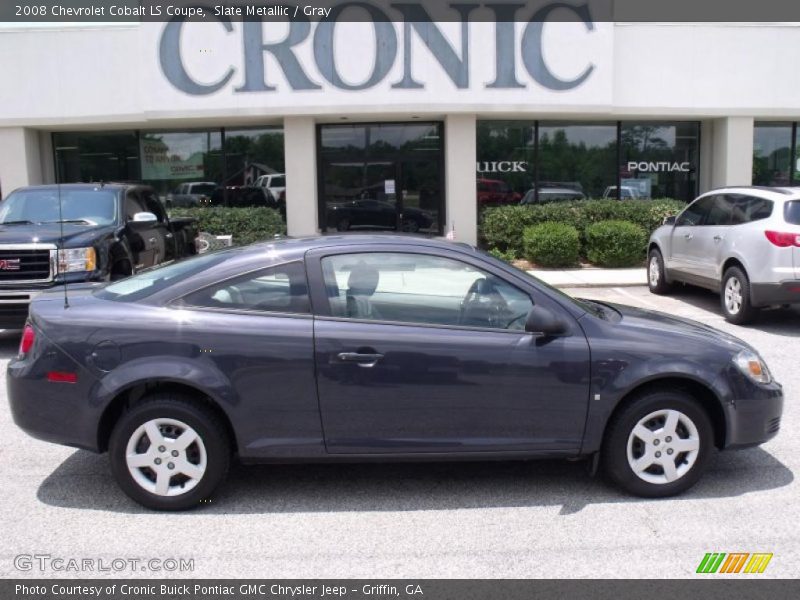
xmin=626 ymin=409 xmax=700 ymax=485
xmin=649 ymin=255 xmax=660 ymax=287
xmin=725 ymin=277 xmax=743 ymax=314
xmin=125 ymin=418 xmax=207 ymax=497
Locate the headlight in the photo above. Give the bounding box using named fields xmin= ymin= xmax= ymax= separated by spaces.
xmin=734 ymin=350 xmax=772 ymax=384
xmin=57 ymin=247 xmax=96 ymax=273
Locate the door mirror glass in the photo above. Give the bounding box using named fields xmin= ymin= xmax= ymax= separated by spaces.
xmin=663 ymin=215 xmax=676 ymax=225
xmin=524 ymin=306 xmax=568 ymax=336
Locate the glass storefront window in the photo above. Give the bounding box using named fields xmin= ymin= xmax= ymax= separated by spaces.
xmin=53 ymin=131 xmax=139 ymax=184
xmin=538 ymin=122 xmax=617 ymax=200
xmin=139 ymin=130 xmax=223 ymax=203
xmin=475 ymin=121 xmax=534 ymax=208
xmin=619 ymin=122 xmax=699 ymax=201
xmin=753 ymin=122 xmax=793 ymax=186
xmin=224 ymin=127 xmax=285 ymax=187
xmin=318 ymin=123 xmax=444 ymax=235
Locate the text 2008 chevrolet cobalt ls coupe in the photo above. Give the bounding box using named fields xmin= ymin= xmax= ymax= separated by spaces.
xmin=9 ymin=235 xmax=783 ymax=510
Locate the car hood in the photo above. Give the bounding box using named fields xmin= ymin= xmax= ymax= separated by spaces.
xmin=0 ymin=222 xmax=116 ymax=247
xmin=595 ymin=300 xmax=754 ymax=354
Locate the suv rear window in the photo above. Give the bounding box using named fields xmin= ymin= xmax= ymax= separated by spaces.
xmin=785 ymin=201 xmax=800 ymax=225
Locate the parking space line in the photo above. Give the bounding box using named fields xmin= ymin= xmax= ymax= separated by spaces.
xmin=613 ymin=287 xmax=660 ymax=309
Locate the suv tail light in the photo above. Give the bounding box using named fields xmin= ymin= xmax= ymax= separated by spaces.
xmin=19 ymin=324 xmax=35 ymax=356
xmin=765 ymin=230 xmax=800 ymax=247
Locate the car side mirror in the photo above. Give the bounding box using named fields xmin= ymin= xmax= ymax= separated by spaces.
xmin=663 ymin=215 xmax=677 ymax=225
xmin=129 ymin=212 xmax=158 ymax=228
xmin=524 ymin=306 xmax=568 ymax=337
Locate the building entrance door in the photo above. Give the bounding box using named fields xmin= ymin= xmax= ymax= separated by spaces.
xmin=318 ymin=123 xmax=444 ymax=235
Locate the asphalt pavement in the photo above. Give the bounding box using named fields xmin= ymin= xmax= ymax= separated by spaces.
xmin=0 ymin=284 xmax=797 ymax=579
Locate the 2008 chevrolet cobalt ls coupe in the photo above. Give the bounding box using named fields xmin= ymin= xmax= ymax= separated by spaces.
xmin=9 ymin=235 xmax=783 ymax=510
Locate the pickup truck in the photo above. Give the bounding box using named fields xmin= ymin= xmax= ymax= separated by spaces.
xmin=0 ymin=183 xmax=199 ymax=328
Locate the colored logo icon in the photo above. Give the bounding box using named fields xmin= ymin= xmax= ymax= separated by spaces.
xmin=696 ymin=553 xmax=773 ymax=574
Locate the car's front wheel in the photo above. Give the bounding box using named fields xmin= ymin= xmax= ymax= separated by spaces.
xmin=647 ymin=248 xmax=673 ymax=295
xmin=602 ymin=389 xmax=714 ymax=497
xmin=109 ymin=393 xmax=230 ymax=510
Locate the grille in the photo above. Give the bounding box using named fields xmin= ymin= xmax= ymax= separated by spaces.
xmin=0 ymin=247 xmax=53 ymax=283
xmin=767 ymin=417 xmax=781 ymax=434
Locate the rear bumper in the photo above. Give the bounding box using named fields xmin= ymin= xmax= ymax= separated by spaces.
xmin=750 ymin=281 xmax=800 ymax=307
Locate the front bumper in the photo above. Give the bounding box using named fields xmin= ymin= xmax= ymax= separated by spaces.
xmin=751 ymin=281 xmax=800 ymax=307
xmin=0 ymin=290 xmax=42 ymax=329
xmin=723 ymin=376 xmax=784 ymax=449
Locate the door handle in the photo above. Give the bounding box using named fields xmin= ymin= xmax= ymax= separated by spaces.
xmin=336 ymin=352 xmax=384 ymax=367
xmin=713 ymin=235 xmax=723 ymax=242
xmin=684 ymin=233 xmax=693 ymax=240
xmin=148 ymin=237 xmax=157 ymax=244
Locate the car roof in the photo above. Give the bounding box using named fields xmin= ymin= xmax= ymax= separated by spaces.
xmin=699 ymin=186 xmax=800 ymax=201
xmin=242 ymin=234 xmax=477 ymax=260
xmin=13 ymin=182 xmax=145 ymax=193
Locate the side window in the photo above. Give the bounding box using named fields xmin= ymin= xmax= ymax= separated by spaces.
xmin=181 ymin=262 xmax=310 ymax=314
xmin=705 ymin=195 xmax=732 ymax=226
xmin=124 ymin=192 xmax=146 ymax=221
xmin=321 ymin=253 xmax=534 ymax=331
xmin=745 ymin=195 xmax=773 ymax=223
xmin=143 ymin=192 xmax=166 ymax=222
xmin=676 ymin=196 xmax=713 ymax=227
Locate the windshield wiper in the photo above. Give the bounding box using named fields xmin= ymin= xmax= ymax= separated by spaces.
xmin=0 ymin=220 xmax=35 ymax=225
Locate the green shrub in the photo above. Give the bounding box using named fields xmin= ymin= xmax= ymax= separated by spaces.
xmin=522 ymin=223 xmax=581 ymax=268
xmin=169 ymin=207 xmax=286 ymax=246
xmin=480 ymin=199 xmax=684 ymax=257
xmin=486 ymin=247 xmax=517 ymax=262
xmin=584 ymin=220 xmax=647 ymax=268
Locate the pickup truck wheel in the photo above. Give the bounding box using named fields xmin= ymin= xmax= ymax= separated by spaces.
xmin=601 ymin=389 xmax=713 ymax=498
xmin=109 ymin=394 xmax=230 ymax=511
xmin=110 ymin=260 xmax=132 ymax=281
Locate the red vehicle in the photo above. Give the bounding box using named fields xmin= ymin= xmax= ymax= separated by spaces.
xmin=477 ymin=178 xmax=521 ymax=206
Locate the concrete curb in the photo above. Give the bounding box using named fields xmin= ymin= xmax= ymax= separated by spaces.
xmin=526 ymin=268 xmax=647 ymax=289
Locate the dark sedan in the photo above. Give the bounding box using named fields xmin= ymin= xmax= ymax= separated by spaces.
xmin=8 ymin=235 xmax=783 ymax=510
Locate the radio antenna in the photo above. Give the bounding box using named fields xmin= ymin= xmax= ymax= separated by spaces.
xmin=54 ymin=164 xmax=69 ymax=309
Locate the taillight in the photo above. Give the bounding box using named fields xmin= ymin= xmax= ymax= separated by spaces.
xmin=19 ymin=324 xmax=35 ymax=356
xmin=765 ymin=230 xmax=800 ymax=247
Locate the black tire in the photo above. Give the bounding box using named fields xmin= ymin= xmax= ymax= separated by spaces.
xmin=336 ymin=218 xmax=350 ymax=232
xmin=602 ymin=389 xmax=714 ymax=498
xmin=109 ymin=393 xmax=230 ymax=511
xmin=110 ymin=259 xmax=132 ymax=281
xmin=647 ymin=248 xmax=673 ymax=295
xmin=401 ymin=219 xmax=421 ymax=233
xmin=721 ymin=266 xmax=758 ymax=325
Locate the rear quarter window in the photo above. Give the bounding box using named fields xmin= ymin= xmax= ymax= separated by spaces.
xmin=784 ymin=201 xmax=800 ymax=225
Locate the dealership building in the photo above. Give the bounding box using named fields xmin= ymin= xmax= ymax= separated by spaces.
xmin=1 ymin=9 xmax=800 ymax=244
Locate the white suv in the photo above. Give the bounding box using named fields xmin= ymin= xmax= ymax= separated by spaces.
xmin=648 ymin=186 xmax=800 ymax=324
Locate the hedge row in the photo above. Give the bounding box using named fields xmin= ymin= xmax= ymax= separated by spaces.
xmin=481 ymin=199 xmax=685 ymax=255
xmin=169 ymin=206 xmax=286 ymax=246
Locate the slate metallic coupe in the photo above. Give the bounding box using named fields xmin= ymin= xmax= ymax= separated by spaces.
xmin=8 ymin=235 xmax=783 ymax=510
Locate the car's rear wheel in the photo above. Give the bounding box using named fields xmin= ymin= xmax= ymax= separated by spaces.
xmin=109 ymin=393 xmax=230 ymax=510
xmin=721 ymin=266 xmax=757 ymax=324
xmin=602 ymin=389 xmax=714 ymax=497
xmin=647 ymin=248 xmax=673 ymax=295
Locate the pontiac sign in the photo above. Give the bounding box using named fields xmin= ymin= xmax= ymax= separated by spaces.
xmin=159 ymin=1 xmax=600 ymax=95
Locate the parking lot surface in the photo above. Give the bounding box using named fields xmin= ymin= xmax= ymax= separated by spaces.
xmin=1 ymin=285 xmax=797 ymax=579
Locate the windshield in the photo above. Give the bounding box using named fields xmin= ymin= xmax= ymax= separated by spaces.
xmin=0 ymin=188 xmax=117 ymax=225
xmin=95 ymin=249 xmax=238 ymax=303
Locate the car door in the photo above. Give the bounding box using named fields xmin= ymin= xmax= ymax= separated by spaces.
xmin=669 ymin=195 xmax=714 ymax=276
xmin=142 ymin=190 xmax=174 ymax=263
xmin=692 ymin=195 xmax=733 ymax=282
xmin=124 ymin=190 xmax=157 ymax=269
xmin=306 ymin=246 xmax=592 ymax=454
